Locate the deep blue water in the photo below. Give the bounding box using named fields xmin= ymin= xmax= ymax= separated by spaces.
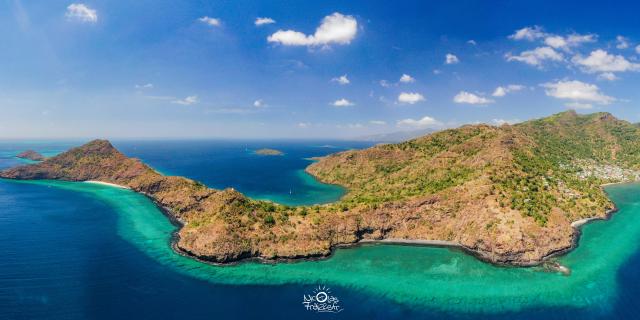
xmin=2 ymin=140 xmax=640 ymax=319
xmin=112 ymin=140 xmax=372 ymax=205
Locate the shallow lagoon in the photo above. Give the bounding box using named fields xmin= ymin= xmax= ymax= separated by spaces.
xmin=2 ymin=141 xmax=640 ymax=319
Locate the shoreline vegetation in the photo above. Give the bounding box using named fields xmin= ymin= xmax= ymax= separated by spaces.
xmin=2 ymin=111 xmax=640 ymax=268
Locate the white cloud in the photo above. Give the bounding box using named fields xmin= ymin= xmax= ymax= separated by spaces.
xmin=253 ymin=99 xmax=266 ymax=107
xmin=397 ymin=92 xmax=425 ymax=104
xmin=506 ymin=46 xmax=563 ymax=66
xmin=370 ymin=120 xmax=386 ymax=125
xmin=566 ymin=34 xmax=597 ymax=46
xmin=467 ymin=40 xmax=477 ymax=45
xmin=255 ymin=17 xmax=275 ymax=26
xmin=172 ymin=95 xmax=199 ymax=105
xmin=544 ymin=36 xmax=567 ymax=49
xmin=541 ymin=80 xmax=615 ymax=105
xmin=616 ymin=35 xmax=630 ymax=49
xmin=399 ymin=74 xmax=415 ymax=83
xmin=397 ymin=116 xmax=442 ymax=129
xmin=135 ymin=83 xmax=153 ymax=89
xmin=66 ymin=3 xmax=97 ymax=23
xmin=492 ymin=84 xmax=524 ymax=97
xmin=572 ymin=49 xmax=640 ymax=73
xmin=331 ymin=74 xmax=350 ymax=85
xmin=332 ymin=98 xmax=354 ymax=107
xmin=597 ymin=72 xmax=619 ymax=81
xmin=509 ymin=26 xmax=546 ymax=41
xmin=453 ymin=91 xmax=494 ymax=105
xmin=491 ymin=119 xmax=520 ymax=126
xmin=379 ymin=80 xmax=391 ymax=87
xmin=637 ymin=45 xmax=640 ymax=54
xmin=297 ymin=122 xmax=310 ymax=128
xmin=267 ymin=12 xmax=357 ymax=47
xmin=544 ymin=34 xmax=596 ymax=51
xmin=445 ymin=53 xmax=459 ymax=64
xmin=432 ymin=69 xmax=442 ymax=75
xmin=564 ymin=102 xmax=593 ymax=109
xmin=199 ymin=16 xmax=221 ymax=27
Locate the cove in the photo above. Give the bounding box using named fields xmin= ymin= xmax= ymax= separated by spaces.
xmin=4 ymin=179 xmax=640 ymax=318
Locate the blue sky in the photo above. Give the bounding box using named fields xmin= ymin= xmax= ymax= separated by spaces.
xmin=1 ymin=0 xmax=640 ymax=139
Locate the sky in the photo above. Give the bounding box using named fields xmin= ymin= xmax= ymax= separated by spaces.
xmin=1 ymin=0 xmax=640 ymax=139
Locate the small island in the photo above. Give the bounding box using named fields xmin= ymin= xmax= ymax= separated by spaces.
xmin=16 ymin=150 xmax=45 ymax=161
xmin=254 ymin=148 xmax=284 ymax=156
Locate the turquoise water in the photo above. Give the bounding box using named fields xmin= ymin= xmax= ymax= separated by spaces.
xmin=2 ymin=141 xmax=640 ymax=319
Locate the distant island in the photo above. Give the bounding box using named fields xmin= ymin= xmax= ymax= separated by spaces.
xmin=16 ymin=150 xmax=45 ymax=161
xmin=254 ymin=148 xmax=284 ymax=156
xmin=1 ymin=111 xmax=638 ymax=267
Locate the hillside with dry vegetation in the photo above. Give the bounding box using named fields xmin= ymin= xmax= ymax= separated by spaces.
xmin=2 ymin=111 xmax=639 ymax=266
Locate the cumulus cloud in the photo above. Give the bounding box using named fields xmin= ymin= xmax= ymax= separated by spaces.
xmin=467 ymin=40 xmax=477 ymax=45
xmin=397 ymin=92 xmax=425 ymax=104
xmin=509 ymin=26 xmax=546 ymax=41
xmin=331 ymin=74 xmax=350 ymax=85
xmin=267 ymin=12 xmax=357 ymax=47
xmin=379 ymin=80 xmax=391 ymax=88
xmin=66 ymin=3 xmax=97 ymax=23
xmin=172 ymin=95 xmax=199 ymax=105
xmin=453 ymin=91 xmax=494 ymax=105
xmin=255 ymin=17 xmax=275 ymax=26
xmin=509 ymin=26 xmax=595 ymax=52
xmin=199 ymin=16 xmax=221 ymax=27
xmin=332 ymin=98 xmax=354 ymax=107
xmin=572 ymin=49 xmax=640 ymax=73
xmin=253 ymin=99 xmax=266 ymax=107
xmin=543 ymin=34 xmax=596 ymax=51
xmin=506 ymin=46 xmax=563 ymax=66
xmin=397 ymin=116 xmax=442 ymax=129
xmin=541 ymin=80 xmax=615 ymax=105
xmin=445 ymin=53 xmax=459 ymax=64
xmin=616 ymin=35 xmax=630 ymax=49
xmin=399 ymin=74 xmax=415 ymax=83
xmin=370 ymin=120 xmax=386 ymax=125
xmin=492 ymin=84 xmax=524 ymax=97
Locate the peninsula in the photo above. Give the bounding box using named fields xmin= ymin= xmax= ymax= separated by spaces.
xmin=16 ymin=150 xmax=45 ymax=161
xmin=1 ymin=111 xmax=638 ymax=266
xmin=254 ymin=148 xmax=284 ymax=156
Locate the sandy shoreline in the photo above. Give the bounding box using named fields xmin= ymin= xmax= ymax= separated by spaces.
xmin=84 ymin=180 xmax=130 ymax=189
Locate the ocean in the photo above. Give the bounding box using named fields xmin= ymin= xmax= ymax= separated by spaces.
xmin=1 ymin=140 xmax=640 ymax=319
